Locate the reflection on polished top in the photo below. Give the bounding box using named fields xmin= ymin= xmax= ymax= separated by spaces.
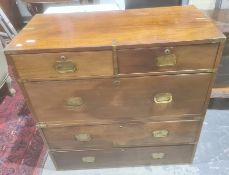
xmin=5 ymin=5 xmax=225 ymax=54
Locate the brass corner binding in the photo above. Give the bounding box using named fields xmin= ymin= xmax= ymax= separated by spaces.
xmin=211 ymin=38 xmax=226 ymax=43
xmin=17 ymin=79 xmax=28 ymax=83
xmin=112 ymin=40 xmax=119 ymax=76
xmin=206 ymin=68 xmax=217 ymax=73
xmin=36 ymin=122 xmax=47 ymax=129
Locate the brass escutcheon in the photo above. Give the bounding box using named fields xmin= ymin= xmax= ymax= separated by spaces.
xmin=156 ymin=48 xmax=176 ymax=67
xmin=55 ymin=56 xmax=77 ymax=73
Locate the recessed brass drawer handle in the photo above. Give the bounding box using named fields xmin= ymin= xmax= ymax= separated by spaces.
xmin=55 ymin=56 xmax=77 ymax=73
xmin=152 ymin=130 xmax=169 ymax=138
xmin=152 ymin=152 xmax=165 ymax=159
xmin=154 ymin=93 xmax=172 ymax=104
xmin=82 ymin=156 xmax=95 ymax=163
xmin=66 ymin=97 xmax=84 ymax=107
xmin=75 ymin=133 xmax=91 ymax=142
xmin=156 ymin=48 xmax=176 ymax=67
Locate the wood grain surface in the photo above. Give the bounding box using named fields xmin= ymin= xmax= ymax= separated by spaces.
xmin=5 ymin=6 xmax=226 ymax=170
xmin=5 ymin=5 xmax=225 ymax=54
xmin=11 ymin=51 xmax=113 ymax=80
xmin=23 ymin=73 xmax=211 ymax=125
xmin=118 ymin=43 xmax=219 ymax=74
xmin=43 ymin=120 xmax=201 ymax=150
xmin=51 ymin=145 xmax=194 ymax=170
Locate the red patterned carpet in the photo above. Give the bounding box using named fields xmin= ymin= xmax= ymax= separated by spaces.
xmin=0 ymin=74 xmax=47 ymax=175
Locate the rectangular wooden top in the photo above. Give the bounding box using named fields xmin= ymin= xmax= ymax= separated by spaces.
xmin=5 ymin=5 xmax=225 ymax=54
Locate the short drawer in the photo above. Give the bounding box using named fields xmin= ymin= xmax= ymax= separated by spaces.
xmin=118 ymin=44 xmax=218 ymax=74
xmin=43 ymin=120 xmax=201 ymax=150
xmin=24 ymin=73 xmax=211 ymax=124
xmin=51 ymin=145 xmax=194 ymax=170
xmin=11 ymin=51 xmax=113 ymax=80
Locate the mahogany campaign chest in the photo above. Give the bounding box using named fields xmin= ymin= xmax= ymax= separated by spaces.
xmin=5 ymin=5 xmax=225 ymax=170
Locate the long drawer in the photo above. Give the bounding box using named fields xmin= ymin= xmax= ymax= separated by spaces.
xmin=118 ymin=44 xmax=218 ymax=74
xmin=51 ymin=145 xmax=194 ymax=170
xmin=43 ymin=120 xmax=201 ymax=150
xmin=24 ymin=73 xmax=211 ymax=124
xmin=10 ymin=51 xmax=113 ymax=80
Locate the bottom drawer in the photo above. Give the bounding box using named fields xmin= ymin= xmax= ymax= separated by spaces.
xmin=51 ymin=145 xmax=195 ymax=170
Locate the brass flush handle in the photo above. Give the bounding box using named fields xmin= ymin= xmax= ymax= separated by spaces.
xmin=156 ymin=48 xmax=176 ymax=67
xmin=154 ymin=93 xmax=172 ymax=104
xmin=55 ymin=56 xmax=77 ymax=73
xmin=75 ymin=133 xmax=92 ymax=142
xmin=82 ymin=156 xmax=95 ymax=163
xmin=152 ymin=152 xmax=165 ymax=159
xmin=152 ymin=130 xmax=169 ymax=138
xmin=66 ymin=97 xmax=84 ymax=107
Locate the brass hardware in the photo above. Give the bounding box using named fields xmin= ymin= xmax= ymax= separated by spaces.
xmin=157 ymin=48 xmax=176 ymax=67
xmin=55 ymin=56 xmax=76 ymax=73
xmin=153 ymin=130 xmax=169 ymax=138
xmin=17 ymin=79 xmax=24 ymax=83
xmin=18 ymin=79 xmax=28 ymax=83
xmin=66 ymin=97 xmax=83 ymax=107
xmin=75 ymin=133 xmax=91 ymax=142
xmin=82 ymin=156 xmax=95 ymax=163
xmin=206 ymin=68 xmax=216 ymax=73
xmin=211 ymin=38 xmax=226 ymax=43
xmin=112 ymin=40 xmax=119 ymax=75
xmin=36 ymin=122 xmax=47 ymax=129
xmin=113 ymin=79 xmax=121 ymax=86
xmin=154 ymin=93 xmax=172 ymax=104
xmin=151 ymin=153 xmax=165 ymax=159
xmin=164 ymin=48 xmax=172 ymax=54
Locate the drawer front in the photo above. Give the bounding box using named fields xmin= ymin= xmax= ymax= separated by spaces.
xmin=24 ymin=73 xmax=211 ymax=124
xmin=118 ymin=44 xmax=218 ymax=74
xmin=44 ymin=120 xmax=200 ymax=150
xmin=51 ymin=145 xmax=194 ymax=170
xmin=11 ymin=51 xmax=113 ymax=80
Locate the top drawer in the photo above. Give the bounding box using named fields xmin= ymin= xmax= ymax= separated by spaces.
xmin=10 ymin=51 xmax=113 ymax=80
xmin=118 ymin=44 xmax=218 ymax=74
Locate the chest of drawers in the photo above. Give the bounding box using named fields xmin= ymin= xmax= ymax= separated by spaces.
xmin=5 ymin=6 xmax=225 ymax=170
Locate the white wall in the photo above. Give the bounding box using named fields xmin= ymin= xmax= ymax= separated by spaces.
xmin=16 ymin=0 xmax=229 ymax=18
xmin=189 ymin=0 xmax=216 ymax=10
xmin=99 ymin=0 xmax=125 ymax=9
xmin=16 ymin=0 xmax=125 ymax=18
xmin=221 ymin=0 xmax=229 ymax=8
